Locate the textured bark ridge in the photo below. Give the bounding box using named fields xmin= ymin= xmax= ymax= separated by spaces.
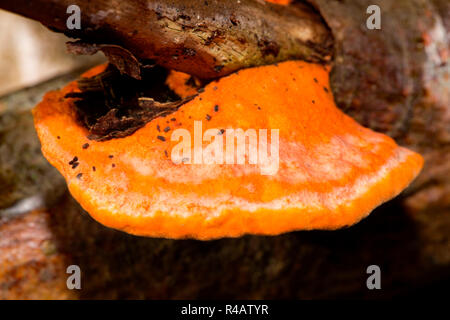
xmin=0 ymin=0 xmax=333 ymax=79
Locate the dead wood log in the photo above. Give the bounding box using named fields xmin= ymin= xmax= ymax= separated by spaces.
xmin=0 ymin=0 xmax=333 ymax=79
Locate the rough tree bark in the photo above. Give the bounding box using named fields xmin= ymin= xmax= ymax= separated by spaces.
xmin=0 ymin=0 xmax=333 ymax=79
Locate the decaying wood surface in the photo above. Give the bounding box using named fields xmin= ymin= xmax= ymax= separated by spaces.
xmin=0 ymin=0 xmax=333 ymax=79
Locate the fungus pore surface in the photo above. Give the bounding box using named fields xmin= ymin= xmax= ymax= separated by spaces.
xmin=33 ymin=61 xmax=423 ymax=239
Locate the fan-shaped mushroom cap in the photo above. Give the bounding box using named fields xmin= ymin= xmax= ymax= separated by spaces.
xmin=33 ymin=61 xmax=423 ymax=239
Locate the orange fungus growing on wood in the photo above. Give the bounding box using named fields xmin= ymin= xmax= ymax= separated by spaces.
xmin=166 ymin=70 xmax=201 ymax=98
xmin=265 ymin=0 xmax=292 ymax=4
xmin=33 ymin=61 xmax=423 ymax=239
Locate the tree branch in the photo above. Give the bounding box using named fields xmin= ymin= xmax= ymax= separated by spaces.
xmin=0 ymin=0 xmax=333 ymax=79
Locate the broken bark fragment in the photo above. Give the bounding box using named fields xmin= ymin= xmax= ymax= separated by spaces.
xmin=66 ymin=42 xmax=145 ymax=79
xmin=67 ymin=64 xmax=194 ymax=141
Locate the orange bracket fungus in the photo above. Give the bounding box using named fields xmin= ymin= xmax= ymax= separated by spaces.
xmin=33 ymin=61 xmax=423 ymax=240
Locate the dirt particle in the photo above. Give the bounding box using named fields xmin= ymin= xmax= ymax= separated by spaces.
xmin=157 ymin=135 xmax=166 ymax=141
xmin=206 ymin=114 xmax=212 ymax=121
xmin=177 ymin=14 xmax=191 ymax=21
xmin=230 ymin=14 xmax=238 ymax=26
xmin=76 ymin=173 xmax=83 ymax=179
xmin=69 ymin=156 xmax=78 ymax=165
xmin=258 ymin=39 xmax=280 ymax=57
xmin=82 ymin=143 xmax=89 ymax=149
xmin=182 ymin=47 xmax=197 ymax=56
